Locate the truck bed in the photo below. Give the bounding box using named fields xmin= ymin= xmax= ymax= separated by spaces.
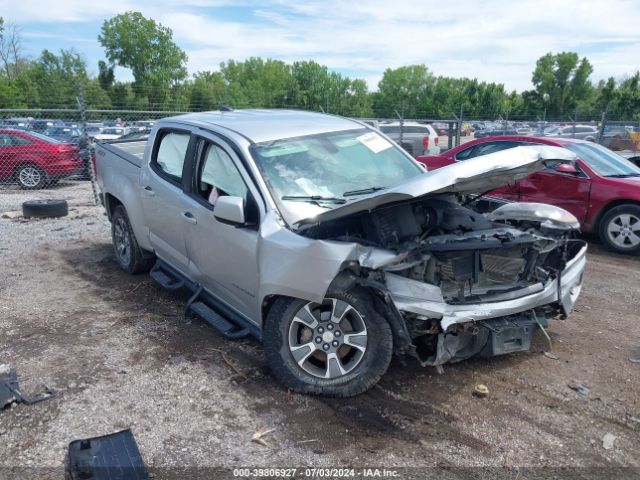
xmin=97 ymin=140 xmax=147 ymax=168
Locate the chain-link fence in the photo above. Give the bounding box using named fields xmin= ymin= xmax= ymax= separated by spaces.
xmin=2 ymin=104 xmax=639 ymax=194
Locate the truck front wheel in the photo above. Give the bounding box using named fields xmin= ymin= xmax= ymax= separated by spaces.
xmin=264 ymin=289 xmax=393 ymax=397
xmin=111 ymin=205 xmax=154 ymax=274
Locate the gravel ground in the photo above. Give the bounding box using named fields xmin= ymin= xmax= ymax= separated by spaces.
xmin=1 ymin=181 xmax=639 ymax=479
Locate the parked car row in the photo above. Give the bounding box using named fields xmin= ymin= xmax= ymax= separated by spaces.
xmin=0 ymin=117 xmax=156 ymax=143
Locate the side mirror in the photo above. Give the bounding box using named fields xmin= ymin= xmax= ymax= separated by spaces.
xmin=214 ymin=196 xmax=245 ymax=225
xmin=556 ymin=163 xmax=579 ymax=175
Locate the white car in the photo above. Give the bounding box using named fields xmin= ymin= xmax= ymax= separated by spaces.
xmin=378 ymin=122 xmax=441 ymax=157
xmin=94 ymin=127 xmax=129 ymax=141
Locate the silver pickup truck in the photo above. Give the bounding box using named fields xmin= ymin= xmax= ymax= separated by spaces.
xmin=95 ymin=109 xmax=587 ymax=397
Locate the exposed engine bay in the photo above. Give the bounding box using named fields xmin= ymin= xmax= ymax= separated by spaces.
xmin=300 ymin=194 xmax=587 ymax=366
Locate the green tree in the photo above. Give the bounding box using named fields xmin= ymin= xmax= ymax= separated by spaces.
xmin=530 ymin=52 xmax=594 ymax=118
xmin=99 ymin=11 xmax=188 ymax=107
xmin=373 ymin=65 xmax=434 ymax=117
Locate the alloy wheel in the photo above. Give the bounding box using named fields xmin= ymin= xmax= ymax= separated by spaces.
xmin=607 ymin=213 xmax=640 ymax=249
xmin=18 ymin=166 xmax=42 ymax=188
xmin=288 ymin=298 xmax=368 ymax=379
xmin=113 ymin=216 xmax=132 ymax=265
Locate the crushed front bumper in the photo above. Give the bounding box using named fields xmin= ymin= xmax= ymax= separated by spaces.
xmin=386 ymin=241 xmax=587 ymax=332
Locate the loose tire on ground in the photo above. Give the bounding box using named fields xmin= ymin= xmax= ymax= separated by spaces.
xmin=598 ymin=204 xmax=640 ymax=254
xmin=263 ymin=288 xmax=393 ymax=397
xmin=22 ymin=199 xmax=68 ymax=219
xmin=111 ymin=205 xmax=155 ymax=274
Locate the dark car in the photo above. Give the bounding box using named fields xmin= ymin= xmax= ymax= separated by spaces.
xmin=44 ymin=126 xmax=82 ymax=143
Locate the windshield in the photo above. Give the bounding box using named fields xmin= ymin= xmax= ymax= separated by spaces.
xmin=565 ymin=143 xmax=640 ymax=177
xmin=251 ymin=128 xmax=422 ymax=223
xmin=544 ymin=127 xmax=559 ymax=134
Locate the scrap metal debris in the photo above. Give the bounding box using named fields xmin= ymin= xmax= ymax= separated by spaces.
xmin=67 ymin=429 xmax=149 ymax=480
xmin=629 ymin=347 xmax=640 ymax=364
xmin=0 ymin=364 xmax=55 ymax=409
xmin=568 ymin=382 xmax=590 ymax=396
xmin=602 ymin=433 xmax=617 ymax=450
xmin=251 ymin=428 xmax=276 ymax=447
xmin=543 ymin=351 xmax=559 ymax=360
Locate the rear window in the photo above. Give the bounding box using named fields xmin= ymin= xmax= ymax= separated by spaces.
xmin=154 ymin=131 xmax=190 ymax=181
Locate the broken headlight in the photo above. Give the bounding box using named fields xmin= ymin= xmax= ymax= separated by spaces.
xmin=486 ymin=202 xmax=580 ymax=231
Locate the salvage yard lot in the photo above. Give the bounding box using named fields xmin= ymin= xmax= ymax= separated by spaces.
xmin=1 ymin=181 xmax=639 ymax=477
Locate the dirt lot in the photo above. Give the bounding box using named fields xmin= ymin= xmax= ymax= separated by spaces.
xmin=1 ymin=181 xmax=639 ymax=479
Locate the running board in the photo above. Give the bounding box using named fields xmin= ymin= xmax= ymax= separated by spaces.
xmin=151 ymin=259 xmax=258 ymax=340
xmin=188 ymin=301 xmax=249 ymax=339
xmin=150 ymin=264 xmax=185 ymax=290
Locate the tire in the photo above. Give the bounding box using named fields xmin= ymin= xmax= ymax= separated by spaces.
xmin=22 ymin=199 xmax=68 ymax=219
xmin=584 ymin=136 xmax=596 ymax=142
xmin=15 ymin=164 xmax=48 ymax=189
xmin=111 ymin=205 xmax=155 ymax=274
xmin=264 ymin=288 xmax=393 ymax=397
xmin=598 ymin=204 xmax=640 ymax=254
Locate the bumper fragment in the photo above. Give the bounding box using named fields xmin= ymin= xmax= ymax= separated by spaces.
xmin=386 ymin=242 xmax=587 ymax=331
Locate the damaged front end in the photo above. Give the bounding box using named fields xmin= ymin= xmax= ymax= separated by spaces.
xmin=299 ymin=194 xmax=586 ymax=367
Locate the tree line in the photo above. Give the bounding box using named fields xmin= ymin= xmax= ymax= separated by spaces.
xmin=1 ymin=12 xmax=639 ymax=121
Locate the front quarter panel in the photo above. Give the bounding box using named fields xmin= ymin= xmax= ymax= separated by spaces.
xmin=257 ymin=211 xmax=397 ymax=313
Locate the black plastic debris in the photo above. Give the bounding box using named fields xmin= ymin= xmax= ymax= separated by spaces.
xmin=0 ymin=365 xmax=55 ymax=408
xmin=568 ymin=382 xmax=590 ymax=396
xmin=67 ymin=429 xmax=149 ymax=480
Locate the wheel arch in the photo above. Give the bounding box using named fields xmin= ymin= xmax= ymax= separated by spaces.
xmin=103 ymin=192 xmax=124 ymax=221
xmin=260 ymin=267 xmax=412 ymax=355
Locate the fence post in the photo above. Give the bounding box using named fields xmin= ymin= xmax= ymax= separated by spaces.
xmin=570 ymin=108 xmax=578 ymax=138
xmin=395 ymin=107 xmax=404 ymax=147
xmin=447 ymin=121 xmax=454 ymax=150
xmin=598 ymin=109 xmax=607 ymax=143
xmin=454 ymin=105 xmax=463 ymax=147
xmin=76 ymin=74 xmax=100 ymax=205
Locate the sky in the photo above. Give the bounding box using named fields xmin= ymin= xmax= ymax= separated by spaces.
xmin=2 ymin=0 xmax=640 ymax=92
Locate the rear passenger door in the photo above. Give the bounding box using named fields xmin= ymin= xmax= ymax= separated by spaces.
xmin=139 ymin=128 xmax=195 ymax=274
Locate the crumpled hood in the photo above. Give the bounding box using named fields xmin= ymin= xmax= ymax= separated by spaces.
xmin=295 ymin=145 xmax=576 ymax=227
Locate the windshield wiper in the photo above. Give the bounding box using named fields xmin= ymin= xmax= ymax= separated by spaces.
xmin=343 ymin=186 xmax=387 ymax=197
xmin=281 ymin=195 xmax=347 ymax=204
xmin=605 ymin=173 xmax=640 ymax=178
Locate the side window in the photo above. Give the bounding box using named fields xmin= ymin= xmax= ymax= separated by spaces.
xmin=404 ymin=126 xmax=428 ymax=134
xmin=8 ymin=134 xmax=32 ymax=146
xmin=0 ymin=134 xmax=10 ymax=147
xmin=473 ymin=141 xmax=521 ymax=157
xmin=455 ymin=145 xmax=477 ymax=160
xmin=154 ymin=131 xmax=190 ymax=181
xmin=197 ymin=142 xmax=248 ymax=207
xmin=380 ymin=126 xmax=399 ymax=134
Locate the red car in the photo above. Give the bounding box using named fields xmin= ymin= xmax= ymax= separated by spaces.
xmin=418 ymin=136 xmax=640 ymax=254
xmin=0 ymin=129 xmax=82 ymax=189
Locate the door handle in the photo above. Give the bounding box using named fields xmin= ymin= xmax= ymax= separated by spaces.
xmin=142 ymin=185 xmax=155 ymax=197
xmin=181 ymin=211 xmax=197 ymax=224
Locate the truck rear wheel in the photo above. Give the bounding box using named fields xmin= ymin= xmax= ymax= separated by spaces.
xmin=263 ymin=289 xmax=393 ymax=397
xmin=111 ymin=205 xmax=154 ymax=274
